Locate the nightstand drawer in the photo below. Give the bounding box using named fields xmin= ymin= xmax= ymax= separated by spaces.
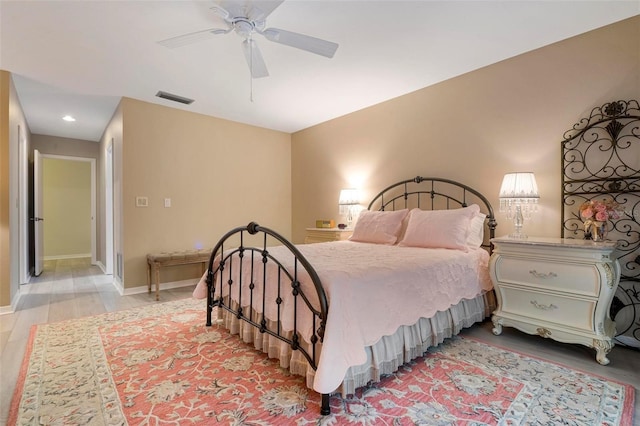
xmin=494 ymin=256 xmax=600 ymax=297
xmin=499 ymin=286 xmax=595 ymax=331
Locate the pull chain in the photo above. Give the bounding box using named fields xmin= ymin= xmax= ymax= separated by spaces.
xmin=249 ymin=37 xmax=254 ymax=102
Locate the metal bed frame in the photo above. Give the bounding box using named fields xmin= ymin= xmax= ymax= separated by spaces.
xmin=561 ymin=99 xmax=640 ymax=347
xmin=205 ymin=176 xmax=496 ymax=415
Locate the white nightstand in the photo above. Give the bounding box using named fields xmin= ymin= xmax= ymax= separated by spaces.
xmin=304 ymin=228 xmax=353 ymax=244
xmin=489 ymin=236 xmax=620 ymax=365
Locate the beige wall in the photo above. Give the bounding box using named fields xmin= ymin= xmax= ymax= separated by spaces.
xmin=31 ymin=134 xmax=99 ymax=159
xmin=118 ymin=98 xmax=291 ymax=288
xmin=42 ymin=158 xmax=91 ymax=258
xmin=291 ymin=16 xmax=640 ymax=244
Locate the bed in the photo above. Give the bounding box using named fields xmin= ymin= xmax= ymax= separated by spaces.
xmin=193 ymin=176 xmax=497 ymax=415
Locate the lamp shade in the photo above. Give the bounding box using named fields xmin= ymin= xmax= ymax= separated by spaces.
xmin=338 ymin=188 xmax=359 ymax=205
xmin=499 ymin=172 xmax=539 ymax=200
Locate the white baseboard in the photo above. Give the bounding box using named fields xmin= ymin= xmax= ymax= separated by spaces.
xmin=121 ymin=279 xmax=197 ymax=297
xmin=0 ymin=287 xmax=22 ymax=315
xmin=112 ymin=275 xmax=124 ymax=295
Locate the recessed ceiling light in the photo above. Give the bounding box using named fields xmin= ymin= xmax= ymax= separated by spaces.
xmin=62 ymin=115 xmax=76 ymax=122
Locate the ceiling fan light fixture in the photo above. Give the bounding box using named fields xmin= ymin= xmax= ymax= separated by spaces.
xmin=62 ymin=115 xmax=76 ymax=122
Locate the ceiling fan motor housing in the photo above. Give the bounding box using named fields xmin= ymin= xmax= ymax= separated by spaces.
xmin=231 ymin=18 xmax=265 ymax=38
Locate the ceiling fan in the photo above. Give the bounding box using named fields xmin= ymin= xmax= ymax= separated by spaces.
xmin=158 ymin=0 xmax=339 ymax=78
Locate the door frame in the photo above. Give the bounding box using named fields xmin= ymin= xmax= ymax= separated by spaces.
xmin=105 ymin=140 xmax=114 ymax=275
xmin=33 ymin=149 xmax=43 ymax=275
xmin=18 ymin=126 xmax=29 ymax=283
xmin=36 ymin=154 xmax=97 ymax=265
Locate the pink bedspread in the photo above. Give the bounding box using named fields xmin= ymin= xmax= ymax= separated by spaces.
xmin=193 ymin=240 xmax=491 ymax=394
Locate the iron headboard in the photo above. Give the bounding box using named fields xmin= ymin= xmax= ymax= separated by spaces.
xmin=561 ymin=99 xmax=640 ymax=347
xmin=367 ymin=176 xmax=497 ymax=253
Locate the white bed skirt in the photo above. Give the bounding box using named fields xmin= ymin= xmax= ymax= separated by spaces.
xmin=214 ymin=290 xmax=496 ymax=396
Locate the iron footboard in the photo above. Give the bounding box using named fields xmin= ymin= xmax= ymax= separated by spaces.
xmin=205 ymin=222 xmax=331 ymax=415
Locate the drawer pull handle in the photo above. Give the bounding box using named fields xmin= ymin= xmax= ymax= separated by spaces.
xmin=530 ymin=270 xmax=558 ymax=279
xmin=531 ymin=300 xmax=558 ymax=311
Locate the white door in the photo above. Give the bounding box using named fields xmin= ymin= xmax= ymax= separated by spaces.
xmin=33 ymin=149 xmax=44 ymax=276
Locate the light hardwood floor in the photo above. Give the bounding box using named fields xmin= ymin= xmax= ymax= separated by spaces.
xmin=1 ymin=258 xmax=638 ymax=424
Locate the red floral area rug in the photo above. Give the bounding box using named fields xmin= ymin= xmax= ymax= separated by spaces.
xmin=10 ymin=298 xmax=635 ymax=425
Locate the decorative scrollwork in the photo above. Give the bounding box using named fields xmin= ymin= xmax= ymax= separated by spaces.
xmin=537 ymin=328 xmax=552 ymax=338
xmin=561 ymin=100 xmax=640 ymax=348
xmin=602 ymin=262 xmax=614 ymax=289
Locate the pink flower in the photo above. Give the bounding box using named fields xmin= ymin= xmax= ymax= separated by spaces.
xmin=581 ymin=208 xmax=594 ymax=219
xmin=579 ymin=199 xmax=621 ymax=224
xmin=595 ymin=211 xmax=608 ymax=222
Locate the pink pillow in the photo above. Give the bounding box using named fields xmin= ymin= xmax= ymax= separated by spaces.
xmin=349 ymin=209 xmax=409 ymax=245
xmin=398 ymin=205 xmax=481 ymax=251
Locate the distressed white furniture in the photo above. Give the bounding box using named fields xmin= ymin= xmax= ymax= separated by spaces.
xmin=147 ymin=249 xmax=211 ymax=301
xmin=489 ymin=236 xmax=620 ymax=365
xmin=304 ymin=228 xmax=353 ymax=244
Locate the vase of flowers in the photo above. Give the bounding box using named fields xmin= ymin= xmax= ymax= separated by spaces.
xmin=579 ymin=199 xmax=621 ymax=242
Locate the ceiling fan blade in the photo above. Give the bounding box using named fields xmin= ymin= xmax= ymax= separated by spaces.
xmin=261 ymin=28 xmax=338 ymax=58
xmin=242 ymin=39 xmax=269 ymax=78
xmin=218 ymin=0 xmax=283 ymax=22
xmin=210 ymin=5 xmax=230 ymax=21
xmin=158 ymin=28 xmax=230 ymax=48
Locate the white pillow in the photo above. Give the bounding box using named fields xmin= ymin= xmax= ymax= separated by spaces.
xmin=349 ymin=209 xmax=409 ymax=245
xmin=398 ymin=205 xmax=481 ymax=251
xmin=467 ymin=212 xmax=487 ymax=249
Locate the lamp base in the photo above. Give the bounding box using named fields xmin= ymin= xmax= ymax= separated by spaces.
xmin=508 ymin=206 xmax=528 ymax=239
xmin=508 ymin=232 xmax=529 ymax=239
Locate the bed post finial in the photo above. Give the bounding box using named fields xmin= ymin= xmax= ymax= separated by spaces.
xmin=247 ymin=222 xmax=260 ymax=234
xmin=414 ymin=176 xmax=424 ymax=183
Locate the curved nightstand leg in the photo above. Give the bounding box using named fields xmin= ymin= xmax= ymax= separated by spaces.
xmin=492 ymin=316 xmax=503 ymax=335
xmin=594 ymin=339 xmax=613 ymax=365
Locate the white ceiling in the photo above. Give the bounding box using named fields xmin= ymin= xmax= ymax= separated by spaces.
xmin=1 ymin=1 xmax=638 ymax=142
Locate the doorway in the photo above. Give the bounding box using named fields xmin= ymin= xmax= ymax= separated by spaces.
xmin=32 ymin=154 xmax=96 ymax=276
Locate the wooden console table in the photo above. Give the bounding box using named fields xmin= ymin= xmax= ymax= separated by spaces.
xmin=147 ymin=249 xmax=211 ymax=301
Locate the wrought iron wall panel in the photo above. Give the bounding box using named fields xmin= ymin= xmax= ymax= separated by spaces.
xmin=561 ymin=100 xmax=640 ymax=347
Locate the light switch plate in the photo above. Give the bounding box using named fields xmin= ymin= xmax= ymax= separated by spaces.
xmin=136 ymin=196 xmax=148 ymax=207
xmin=164 ymin=198 xmax=171 ymax=208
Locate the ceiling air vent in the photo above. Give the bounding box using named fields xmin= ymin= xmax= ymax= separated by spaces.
xmin=155 ymin=91 xmax=194 ymax=105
